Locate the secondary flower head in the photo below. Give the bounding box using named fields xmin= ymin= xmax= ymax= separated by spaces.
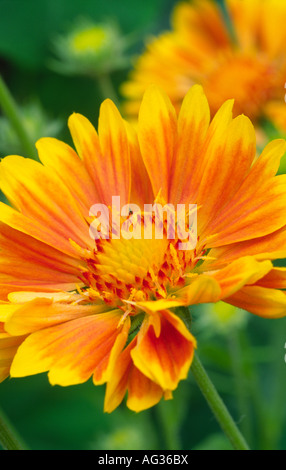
xmin=0 ymin=85 xmax=286 ymax=412
xmin=122 ymin=0 xmax=286 ymax=137
xmin=51 ymin=18 xmax=131 ymax=77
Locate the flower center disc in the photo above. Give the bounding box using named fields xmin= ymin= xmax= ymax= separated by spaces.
xmin=72 ymin=27 xmax=108 ymax=53
xmin=81 ymin=209 xmax=198 ymax=306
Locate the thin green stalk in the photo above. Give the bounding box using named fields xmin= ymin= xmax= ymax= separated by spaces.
xmin=243 ymin=322 xmax=286 ymax=450
xmin=269 ymin=322 xmax=286 ymax=449
xmin=150 ymin=401 xmax=179 ymax=450
xmin=191 ymin=353 xmax=250 ymax=450
xmin=228 ymin=331 xmax=252 ymax=443
xmin=149 ymin=406 xmax=168 ymax=450
xmin=0 ymin=75 xmax=36 ymax=158
xmin=216 ymin=0 xmax=238 ymax=45
xmin=96 ymin=73 xmax=120 ymax=108
xmin=240 ymin=329 xmax=270 ymax=449
xmin=0 ymin=407 xmax=28 ymax=450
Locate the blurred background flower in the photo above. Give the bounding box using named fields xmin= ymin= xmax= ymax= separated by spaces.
xmin=49 ymin=17 xmax=136 ymax=108
xmin=194 ymin=303 xmax=249 ymax=338
xmin=122 ymin=0 xmax=286 ymax=147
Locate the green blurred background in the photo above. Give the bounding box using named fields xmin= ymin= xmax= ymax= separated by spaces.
xmin=0 ymin=0 xmax=286 ymax=451
xmin=0 ymin=0 xmax=180 ymax=151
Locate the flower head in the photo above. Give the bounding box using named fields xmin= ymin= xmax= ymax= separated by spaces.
xmin=0 ymin=84 xmax=286 ymax=412
xmin=122 ymin=0 xmax=286 ymax=137
xmin=51 ymin=18 xmax=131 ymax=77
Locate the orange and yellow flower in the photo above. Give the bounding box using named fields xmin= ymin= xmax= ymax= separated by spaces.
xmin=122 ymin=0 xmax=286 ymax=137
xmin=0 ymin=84 xmax=286 ymax=412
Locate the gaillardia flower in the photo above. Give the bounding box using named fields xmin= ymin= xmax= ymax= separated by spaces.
xmin=122 ymin=0 xmax=286 ymax=137
xmin=0 ymin=85 xmax=286 ymax=412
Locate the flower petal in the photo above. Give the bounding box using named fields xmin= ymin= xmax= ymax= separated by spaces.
xmin=135 ymin=275 xmax=221 ymax=313
xmin=227 ymin=0 xmax=262 ymax=49
xmin=198 ymin=112 xmax=256 ymax=232
xmin=260 ymin=0 xmax=286 ymax=57
xmin=205 ymin=140 xmax=286 ymax=246
xmin=104 ymin=339 xmax=163 ymax=413
xmin=169 ymin=84 xmax=210 ymax=204
xmin=0 ymin=202 xmax=84 ymax=258
xmin=126 ymin=364 xmax=163 ymax=412
xmin=4 ymin=297 xmax=108 ymax=336
xmin=173 ymin=0 xmax=229 ymax=48
xmin=0 ymin=156 xmax=92 ymax=252
xmin=138 ymin=85 xmax=177 ymax=200
xmin=206 ymin=226 xmax=286 ymax=270
xmin=0 ymin=303 xmax=21 ymax=323
xmin=93 ymin=316 xmax=130 ymax=385
xmin=264 ymin=102 xmax=286 ymax=133
xmin=209 ymin=257 xmax=273 ymax=298
xmin=104 ymin=340 xmax=134 ymax=413
xmin=68 ymin=101 xmax=130 ymax=207
xmin=36 ymin=137 xmax=99 ymax=216
xmin=124 ymin=120 xmax=154 ymax=207
xmin=0 ymin=326 xmax=25 ymax=383
xmin=131 ymin=310 xmax=196 ymax=391
xmin=10 ymin=310 xmax=124 ymax=386
xmin=239 ymin=139 xmax=286 ymax=184
xmin=174 ymin=274 xmax=221 ymax=305
xmin=0 ymin=222 xmax=81 ymax=299
xmin=98 ymin=100 xmax=131 ymax=206
xmin=255 ymin=267 xmax=286 ymax=289
xmin=206 ymin=174 xmax=286 ymax=247
xmin=225 ymin=285 xmax=286 ymax=318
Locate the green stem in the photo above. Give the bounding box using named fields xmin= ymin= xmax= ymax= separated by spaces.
xmin=96 ymin=73 xmax=120 ymax=108
xmin=216 ymin=0 xmax=238 ymax=45
xmin=0 ymin=408 xmax=28 ymax=450
xmin=268 ymin=322 xmax=286 ymax=449
xmin=228 ymin=331 xmax=252 ymax=443
xmin=191 ymin=353 xmax=250 ymax=450
xmin=240 ymin=329 xmax=269 ymax=449
xmin=150 ymin=405 xmax=172 ymax=450
xmin=0 ymin=75 xmax=36 ymax=158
